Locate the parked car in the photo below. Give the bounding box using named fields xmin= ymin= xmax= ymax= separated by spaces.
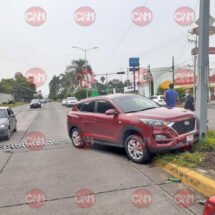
xmin=30 ymin=99 xmax=41 ymax=109
xmin=0 ymin=107 xmax=17 ymax=140
xmin=67 ymin=94 xmax=199 ymax=164
xmin=62 ymin=99 xmax=67 ymax=106
xmin=40 ymin=98 xmax=47 ymax=103
xmin=66 ymin=97 xmax=78 ymax=107
xmin=150 ymin=95 xmax=166 ymax=106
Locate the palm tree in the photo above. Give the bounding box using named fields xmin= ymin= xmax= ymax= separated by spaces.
xmin=49 ymin=75 xmax=60 ymax=99
xmin=66 ymin=59 xmax=93 ymax=88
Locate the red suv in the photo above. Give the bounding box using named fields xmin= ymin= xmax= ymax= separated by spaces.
xmin=67 ymin=94 xmax=199 ymax=163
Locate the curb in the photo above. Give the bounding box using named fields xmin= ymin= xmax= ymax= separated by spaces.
xmin=155 ymin=160 xmax=215 ymax=197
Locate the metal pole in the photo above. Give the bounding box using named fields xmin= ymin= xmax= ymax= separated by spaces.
xmin=133 ymin=69 xmax=136 ymax=92
xmin=106 ymin=74 xmax=108 ymax=95
xmin=172 ymin=56 xmax=175 ymax=87
xmin=193 ymin=35 xmax=198 ymax=101
xmin=196 ymin=0 xmax=210 ymax=139
xmin=148 ymin=65 xmax=151 ymax=97
xmin=127 ymin=68 xmax=129 ymax=87
xmin=84 ymin=50 xmax=89 ymax=98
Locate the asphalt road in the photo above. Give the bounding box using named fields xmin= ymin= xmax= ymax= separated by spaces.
xmin=0 ymin=102 xmax=209 ymax=215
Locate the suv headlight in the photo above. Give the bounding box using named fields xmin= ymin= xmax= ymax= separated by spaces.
xmin=140 ymin=119 xmax=170 ymax=127
xmin=0 ymin=124 xmax=7 ymax=128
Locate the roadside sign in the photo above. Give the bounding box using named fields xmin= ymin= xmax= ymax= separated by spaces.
xmin=191 ymin=47 xmax=215 ymax=55
xmin=129 ymin=58 xmax=139 ymax=68
xmin=129 ymin=67 xmax=139 ymax=72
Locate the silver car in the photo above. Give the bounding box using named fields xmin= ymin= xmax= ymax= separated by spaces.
xmin=0 ymin=107 xmax=17 ymax=140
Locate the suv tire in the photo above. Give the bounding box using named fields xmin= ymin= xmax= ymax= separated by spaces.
xmin=70 ymin=128 xmax=85 ymax=148
xmin=125 ymin=134 xmax=151 ymax=164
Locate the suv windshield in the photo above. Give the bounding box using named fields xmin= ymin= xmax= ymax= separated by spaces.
xmin=113 ymin=95 xmax=159 ymax=113
xmin=0 ymin=109 xmax=7 ymax=118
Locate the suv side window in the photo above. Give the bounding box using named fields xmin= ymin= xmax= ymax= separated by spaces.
xmin=80 ymin=101 xmax=95 ymax=112
xmin=96 ymin=100 xmax=114 ymax=114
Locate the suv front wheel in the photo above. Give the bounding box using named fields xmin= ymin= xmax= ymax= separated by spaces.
xmin=125 ymin=134 xmax=151 ymax=164
xmin=70 ymin=128 xmax=85 ymax=148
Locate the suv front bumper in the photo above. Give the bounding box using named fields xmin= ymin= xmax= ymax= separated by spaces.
xmin=148 ymin=130 xmax=199 ymax=154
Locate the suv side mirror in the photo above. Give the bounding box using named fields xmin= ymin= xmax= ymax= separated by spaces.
xmin=105 ymin=109 xmax=118 ymax=115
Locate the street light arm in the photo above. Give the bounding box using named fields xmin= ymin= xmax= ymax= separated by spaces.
xmin=86 ymin=47 xmax=99 ymax=51
xmin=72 ymin=46 xmax=99 ymax=52
xmin=71 ymin=46 xmax=85 ymax=51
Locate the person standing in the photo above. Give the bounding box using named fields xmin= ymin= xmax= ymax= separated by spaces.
xmin=184 ymin=89 xmax=195 ymax=111
xmin=164 ymin=83 xmax=179 ymax=108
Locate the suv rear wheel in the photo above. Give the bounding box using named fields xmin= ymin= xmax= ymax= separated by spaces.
xmin=70 ymin=128 xmax=85 ymax=148
xmin=125 ymin=134 xmax=151 ymax=164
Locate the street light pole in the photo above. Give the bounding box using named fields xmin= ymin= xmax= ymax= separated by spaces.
xmin=83 ymin=50 xmax=89 ymax=98
xmin=72 ymin=46 xmax=98 ymax=98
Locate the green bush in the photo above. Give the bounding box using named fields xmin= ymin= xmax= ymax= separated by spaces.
xmin=157 ymin=152 xmax=204 ymax=168
xmin=175 ymin=87 xmax=188 ymax=102
xmin=194 ymin=131 xmax=215 ymax=152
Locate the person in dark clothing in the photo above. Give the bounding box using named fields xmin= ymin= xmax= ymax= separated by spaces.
xmin=164 ymin=83 xmax=179 ymax=108
xmin=184 ymin=89 xmax=195 ymax=111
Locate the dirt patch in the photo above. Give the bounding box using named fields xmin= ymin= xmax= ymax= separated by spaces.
xmin=201 ymin=152 xmax=215 ymax=171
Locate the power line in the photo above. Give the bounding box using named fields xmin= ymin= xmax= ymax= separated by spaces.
xmin=0 ymin=52 xmax=62 ymax=72
xmin=97 ymin=0 xmax=149 ymax=68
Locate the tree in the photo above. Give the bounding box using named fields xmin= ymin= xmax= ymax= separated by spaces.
xmin=0 ymin=76 xmax=36 ymax=102
xmin=49 ymin=75 xmax=60 ymax=100
xmin=100 ymin=76 xmax=105 ymax=83
xmin=48 ymin=59 xmax=94 ymax=100
xmin=66 ymin=59 xmax=93 ymax=88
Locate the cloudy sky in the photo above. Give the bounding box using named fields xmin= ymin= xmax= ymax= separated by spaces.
xmin=0 ymin=0 xmax=215 ymax=96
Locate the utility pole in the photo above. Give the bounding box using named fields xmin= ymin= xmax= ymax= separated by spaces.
xmin=84 ymin=50 xmax=88 ymax=98
xmin=106 ymin=74 xmax=108 ymax=95
xmin=188 ymin=33 xmax=198 ymax=101
xmin=196 ymin=0 xmax=210 ymax=139
xmin=147 ymin=64 xmax=151 ymax=97
xmin=172 ymin=56 xmax=175 ymax=87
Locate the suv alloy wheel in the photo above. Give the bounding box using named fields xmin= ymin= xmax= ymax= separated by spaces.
xmin=125 ymin=134 xmax=151 ymax=163
xmin=70 ymin=128 xmax=85 ymax=148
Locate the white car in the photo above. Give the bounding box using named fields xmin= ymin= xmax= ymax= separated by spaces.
xmin=66 ymin=97 xmax=78 ymax=107
xmin=150 ymin=95 xmax=166 ymax=106
xmin=62 ymin=99 xmax=67 ymax=106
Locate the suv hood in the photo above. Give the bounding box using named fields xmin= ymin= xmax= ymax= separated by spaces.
xmin=126 ymin=107 xmax=194 ymax=122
